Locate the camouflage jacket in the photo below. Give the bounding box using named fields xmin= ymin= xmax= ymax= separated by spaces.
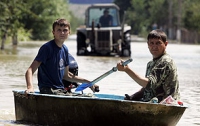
xmin=143 ymin=53 xmax=180 ymax=102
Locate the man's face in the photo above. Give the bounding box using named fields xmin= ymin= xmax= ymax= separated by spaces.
xmin=147 ymin=38 xmax=168 ymax=58
xmin=52 ymin=25 xmax=70 ymax=42
xmin=104 ymin=11 xmax=109 ymax=16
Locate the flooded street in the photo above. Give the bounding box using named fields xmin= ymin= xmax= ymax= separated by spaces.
xmin=0 ymin=37 xmax=200 ymax=125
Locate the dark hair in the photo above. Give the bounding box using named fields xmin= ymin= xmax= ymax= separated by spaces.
xmin=52 ymin=18 xmax=71 ymax=31
xmin=104 ymin=9 xmax=109 ymax=14
xmin=147 ymin=29 xmax=167 ymax=42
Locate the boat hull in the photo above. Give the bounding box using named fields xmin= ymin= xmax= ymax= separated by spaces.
xmin=13 ymin=90 xmax=187 ymax=126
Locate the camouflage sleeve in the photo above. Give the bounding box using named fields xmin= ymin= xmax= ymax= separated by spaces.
xmin=145 ymin=59 xmax=179 ymax=101
xmin=162 ymin=61 xmax=180 ymax=100
xmin=146 ymin=61 xmax=171 ymax=91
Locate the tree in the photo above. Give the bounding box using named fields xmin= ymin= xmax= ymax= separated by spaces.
xmin=0 ymin=0 xmax=72 ymax=50
xmin=128 ymin=0 xmax=149 ymax=35
xmin=0 ymin=1 xmax=9 ymax=49
xmin=0 ymin=0 xmax=26 ymax=49
xmin=114 ymin=0 xmax=132 ymax=21
xmin=183 ymin=0 xmax=200 ymax=32
xmin=21 ymin=0 xmax=71 ymax=40
xmin=114 ymin=0 xmax=182 ymax=39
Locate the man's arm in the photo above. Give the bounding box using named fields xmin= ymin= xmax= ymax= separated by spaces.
xmin=63 ymin=66 xmax=100 ymax=92
xmin=63 ymin=66 xmax=90 ymax=83
xmin=25 ymin=60 xmax=41 ymax=94
xmin=117 ymin=60 xmax=149 ymax=88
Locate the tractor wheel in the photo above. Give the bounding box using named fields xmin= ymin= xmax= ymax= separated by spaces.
xmin=121 ymin=32 xmax=131 ymax=57
xmin=122 ymin=48 xmax=131 ymax=57
xmin=77 ymin=32 xmax=86 ymax=55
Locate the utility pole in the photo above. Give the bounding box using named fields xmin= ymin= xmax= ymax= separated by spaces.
xmin=168 ymin=0 xmax=173 ymax=40
xmin=176 ymin=0 xmax=182 ymax=43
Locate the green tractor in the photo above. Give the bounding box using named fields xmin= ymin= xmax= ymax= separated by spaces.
xmin=76 ymin=3 xmax=131 ymax=57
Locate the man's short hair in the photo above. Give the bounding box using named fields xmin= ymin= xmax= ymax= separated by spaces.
xmin=52 ymin=18 xmax=71 ymax=31
xmin=147 ymin=29 xmax=167 ymax=42
xmin=104 ymin=9 xmax=109 ymax=14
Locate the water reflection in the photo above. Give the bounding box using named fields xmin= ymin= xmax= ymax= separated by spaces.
xmin=0 ymin=40 xmax=200 ymax=125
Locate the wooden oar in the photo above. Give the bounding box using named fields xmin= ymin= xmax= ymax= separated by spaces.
xmin=75 ymin=58 xmax=133 ymax=92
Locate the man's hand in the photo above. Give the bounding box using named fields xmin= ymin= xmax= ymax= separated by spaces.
xmin=90 ymin=84 xmax=100 ymax=93
xmin=117 ymin=60 xmax=127 ymax=71
xmin=24 ymin=88 xmax=34 ymax=95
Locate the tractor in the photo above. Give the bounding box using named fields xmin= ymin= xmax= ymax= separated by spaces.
xmin=76 ymin=3 xmax=131 ymax=57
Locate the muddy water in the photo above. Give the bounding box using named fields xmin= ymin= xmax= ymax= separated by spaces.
xmin=0 ymin=39 xmax=200 ymax=125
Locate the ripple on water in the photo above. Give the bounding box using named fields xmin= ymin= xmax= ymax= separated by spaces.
xmin=0 ymin=41 xmax=200 ymax=125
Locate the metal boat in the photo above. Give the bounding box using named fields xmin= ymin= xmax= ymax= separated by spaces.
xmin=13 ymin=90 xmax=187 ymax=126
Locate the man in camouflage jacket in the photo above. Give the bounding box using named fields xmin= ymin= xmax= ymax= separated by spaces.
xmin=117 ymin=29 xmax=180 ymax=102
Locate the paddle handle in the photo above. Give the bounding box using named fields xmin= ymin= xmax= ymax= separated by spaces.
xmin=90 ymin=58 xmax=133 ymax=85
xmin=90 ymin=67 xmax=116 ymax=85
xmin=75 ymin=58 xmax=133 ymax=92
xmin=122 ymin=58 xmax=133 ymax=66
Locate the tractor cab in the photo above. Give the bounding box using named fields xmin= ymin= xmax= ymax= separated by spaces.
xmin=76 ymin=4 xmax=131 ymax=57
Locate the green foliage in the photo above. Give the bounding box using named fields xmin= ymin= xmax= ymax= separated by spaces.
xmin=0 ymin=0 xmax=72 ymax=42
xmin=114 ymin=0 xmax=200 ymax=37
xmin=1 ymin=0 xmax=200 ymax=42
xmin=148 ymin=0 xmax=166 ymax=28
xmin=21 ymin=0 xmax=71 ymax=40
xmin=0 ymin=0 xmax=25 ymax=36
xmin=17 ymin=27 xmax=32 ymax=41
xmin=114 ymin=0 xmax=132 ymax=21
xmin=127 ymin=0 xmax=149 ymax=35
xmin=69 ymin=11 xmax=84 ymax=34
xmin=183 ymin=0 xmax=200 ymax=32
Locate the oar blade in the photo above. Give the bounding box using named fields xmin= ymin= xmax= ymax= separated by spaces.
xmin=75 ymin=83 xmax=93 ymax=92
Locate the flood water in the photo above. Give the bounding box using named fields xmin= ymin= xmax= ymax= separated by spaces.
xmin=0 ymin=37 xmax=200 ymax=126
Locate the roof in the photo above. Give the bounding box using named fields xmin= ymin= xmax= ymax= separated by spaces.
xmin=87 ymin=3 xmax=119 ymax=10
xmin=68 ymin=0 xmax=114 ymax=4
